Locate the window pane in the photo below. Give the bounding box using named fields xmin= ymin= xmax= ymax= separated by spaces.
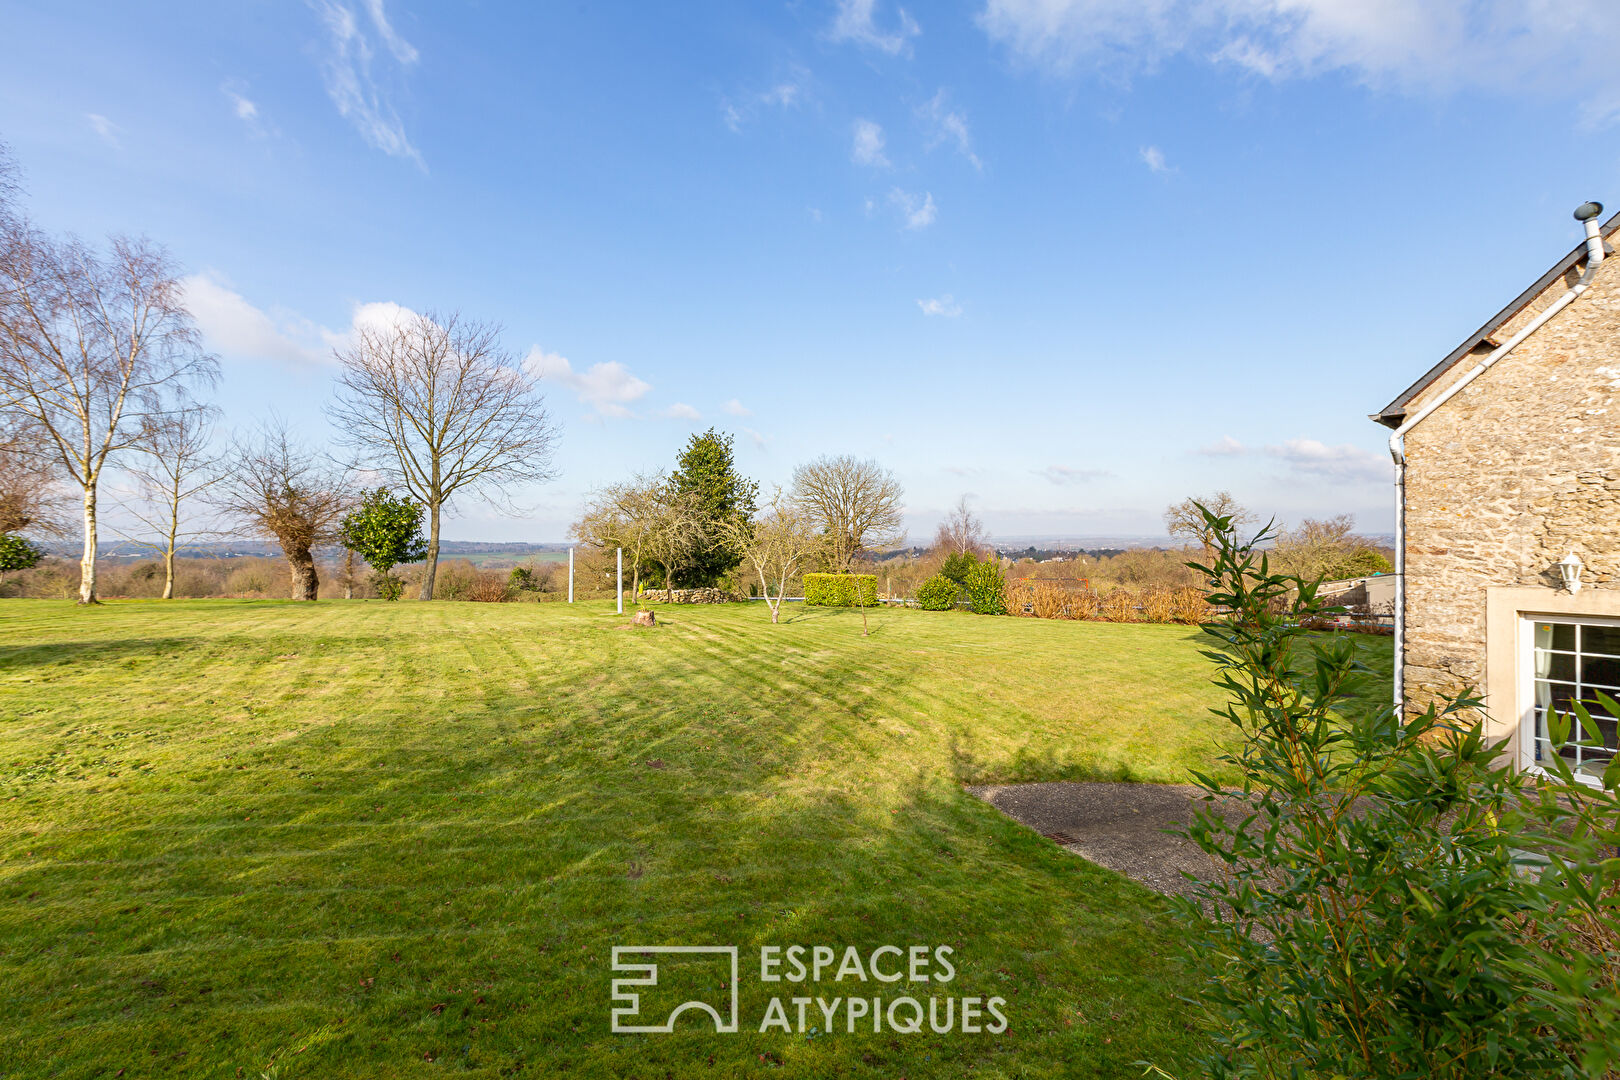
xmin=1544 ymin=652 xmax=1577 ymax=681
xmin=1582 ymin=655 xmax=1620 ymax=690
xmin=1552 ymin=623 xmax=1577 ymax=651
xmin=1542 ymin=681 xmax=1580 ymax=712
xmin=1584 ymin=623 xmax=1620 ymax=657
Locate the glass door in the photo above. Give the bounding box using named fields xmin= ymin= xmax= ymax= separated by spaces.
xmin=1523 ymin=616 xmax=1620 ymax=784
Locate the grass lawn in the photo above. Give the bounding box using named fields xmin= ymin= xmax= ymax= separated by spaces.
xmin=0 ymin=599 xmax=1390 ymax=1078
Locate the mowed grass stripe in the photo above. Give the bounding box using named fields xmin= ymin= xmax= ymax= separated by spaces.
xmin=0 ymin=598 xmax=1390 ymax=1079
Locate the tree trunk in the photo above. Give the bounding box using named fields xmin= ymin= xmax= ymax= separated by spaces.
xmin=344 ymin=549 xmax=354 ymax=600
xmin=79 ymin=484 xmax=98 ymax=605
xmin=287 ymin=545 xmax=319 ymax=601
xmin=419 ymin=500 xmax=441 ymax=600
xmin=162 ymin=503 xmax=178 ymax=600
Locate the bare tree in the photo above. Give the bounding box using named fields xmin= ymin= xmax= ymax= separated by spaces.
xmin=119 ymin=395 xmax=221 ymax=599
xmin=0 ymin=414 xmax=66 ymax=537
xmin=329 ymin=311 xmax=559 ymax=599
xmin=214 ymin=420 xmax=350 ymax=601
xmin=572 ymin=472 xmax=665 ymax=599
xmin=642 ymin=487 xmax=705 ymax=597
xmin=790 ymin=454 xmax=905 ymax=573
xmin=934 ymin=495 xmax=986 ymax=555
xmin=0 ymin=228 xmax=216 ymax=603
xmin=1164 ymin=491 xmax=1256 ymax=555
xmin=719 ymin=488 xmax=823 ymax=624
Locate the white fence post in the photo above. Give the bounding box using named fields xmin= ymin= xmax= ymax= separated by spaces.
xmin=616 ymin=548 xmax=623 ymax=614
xmin=568 ymin=547 xmax=574 ymax=603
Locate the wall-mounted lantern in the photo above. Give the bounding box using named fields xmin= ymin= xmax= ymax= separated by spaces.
xmin=1558 ymin=551 xmax=1585 ymax=595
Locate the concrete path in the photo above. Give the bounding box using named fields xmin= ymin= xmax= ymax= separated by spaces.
xmin=967 ymin=781 xmax=1223 ymax=900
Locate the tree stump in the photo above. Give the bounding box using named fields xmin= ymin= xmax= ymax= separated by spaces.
xmin=632 ymin=610 xmax=656 ymax=627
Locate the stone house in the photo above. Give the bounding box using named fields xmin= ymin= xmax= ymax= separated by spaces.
xmin=1373 ymin=202 xmax=1620 ymax=784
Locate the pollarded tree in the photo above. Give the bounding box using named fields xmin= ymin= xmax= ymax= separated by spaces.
xmin=790 ymin=454 xmax=904 ymax=573
xmin=0 ymin=227 xmax=217 ymax=603
xmin=329 ymin=311 xmax=559 ymax=600
xmin=215 ymin=420 xmax=351 ymax=601
xmin=718 ymin=487 xmax=824 ymax=624
xmin=339 ymin=488 xmax=428 ymax=600
xmin=667 ymin=428 xmax=757 ymax=587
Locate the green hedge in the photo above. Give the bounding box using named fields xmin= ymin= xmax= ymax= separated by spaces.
xmin=964 ymin=560 xmax=1007 ymax=615
xmin=916 ymin=574 xmax=958 ymax=611
xmin=803 ymin=573 xmax=878 ymax=607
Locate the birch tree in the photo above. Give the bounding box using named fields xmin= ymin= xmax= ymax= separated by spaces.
xmin=329 ymin=311 xmax=559 ymax=599
xmin=0 ymin=228 xmax=215 ymax=603
xmin=120 ymin=396 xmax=220 ymax=599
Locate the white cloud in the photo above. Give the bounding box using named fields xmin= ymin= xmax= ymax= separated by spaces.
xmin=1263 ymin=438 xmax=1388 ymax=483
xmin=852 ymin=119 xmax=890 ymax=167
xmin=829 ymin=0 xmax=920 ymax=54
xmin=921 ymin=90 xmax=982 ymax=169
xmin=889 ymin=188 xmax=937 ymax=229
xmin=662 ymin=403 xmax=702 ymax=420
xmin=1198 ymin=435 xmax=1247 ymax=456
xmin=918 ymin=294 xmax=962 ymax=317
xmin=312 ymin=0 xmax=423 ymax=166
xmin=85 ymin=114 xmax=121 ymax=148
xmin=222 ymin=81 xmax=276 ymax=138
xmin=978 ymin=0 xmax=1620 ymax=116
xmin=722 ymin=72 xmax=808 ymax=132
xmin=1139 ymin=145 xmax=1168 ymax=173
xmin=524 ymin=347 xmax=652 ymax=418
xmin=179 ymin=273 xmax=385 ymax=368
xmin=1036 ymin=465 xmax=1110 ymax=485
xmin=722 ymin=398 xmax=752 ymax=416
xmin=742 ymin=427 xmax=768 ymax=449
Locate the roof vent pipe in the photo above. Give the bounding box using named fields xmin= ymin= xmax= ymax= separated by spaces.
xmin=1387 ymin=202 xmax=1605 ymax=716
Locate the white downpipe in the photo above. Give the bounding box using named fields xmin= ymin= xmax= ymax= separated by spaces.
xmin=1388 ymin=209 xmax=1605 ymax=712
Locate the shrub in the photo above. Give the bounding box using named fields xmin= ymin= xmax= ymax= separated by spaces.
xmin=964 ymin=560 xmax=1007 ymax=615
xmin=940 ymin=551 xmax=977 ymax=585
xmin=1139 ymin=586 xmax=1174 ymax=623
xmin=0 ymin=534 xmax=44 ymax=575
xmin=1164 ymin=507 xmax=1620 ymax=1078
xmin=509 ymin=566 xmax=539 ymax=592
xmin=372 ymin=571 xmax=407 ymax=601
xmin=803 ymin=573 xmax=877 ymax=607
xmin=1170 ymin=584 xmax=1209 ymax=624
xmin=916 ymin=574 xmax=958 ymax=611
xmin=467 ymin=573 xmax=510 ymax=602
xmin=1097 ymin=587 xmax=1135 ymax=622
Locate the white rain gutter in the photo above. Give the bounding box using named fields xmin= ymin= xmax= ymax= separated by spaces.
xmin=1388 ymin=202 xmax=1607 ymax=712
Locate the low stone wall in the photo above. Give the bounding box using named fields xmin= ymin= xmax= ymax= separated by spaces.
xmin=636 ymin=588 xmax=742 ymax=604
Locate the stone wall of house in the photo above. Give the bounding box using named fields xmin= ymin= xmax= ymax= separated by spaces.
xmin=1401 ymin=251 xmax=1620 ymax=712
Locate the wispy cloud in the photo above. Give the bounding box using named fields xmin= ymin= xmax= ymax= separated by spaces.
xmin=1263 ymin=438 xmax=1388 ymax=483
xmin=1198 ymin=435 xmax=1246 ymax=456
xmin=921 ymin=90 xmax=982 ymax=169
xmin=918 ymin=294 xmax=962 ymax=317
xmin=978 ymin=0 xmax=1620 ymax=124
xmin=85 ymin=114 xmax=121 ymax=148
xmin=722 ymin=398 xmax=752 ymax=417
xmin=312 ymin=0 xmax=423 ymax=167
xmin=222 ymin=81 xmax=276 ymax=138
xmin=662 ymin=403 xmax=702 ymax=421
xmin=1139 ymin=145 xmax=1169 ymax=173
xmin=742 ymin=427 xmax=768 ymax=449
xmin=829 ymin=0 xmax=920 ymax=55
xmin=1035 ymin=465 xmax=1110 ymax=485
xmin=889 ymin=187 xmax=937 ymax=229
xmin=722 ymin=70 xmax=808 ymax=132
xmin=524 ymin=347 xmax=652 ymax=418
xmin=852 ymin=119 xmax=890 ymax=167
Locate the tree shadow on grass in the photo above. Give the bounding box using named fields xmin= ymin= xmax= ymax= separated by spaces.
xmin=0 ymin=638 xmax=199 ymax=672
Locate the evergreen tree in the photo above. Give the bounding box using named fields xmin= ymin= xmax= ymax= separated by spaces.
xmin=338 ymin=488 xmax=429 ymax=600
xmin=667 ymin=429 xmax=758 ymax=587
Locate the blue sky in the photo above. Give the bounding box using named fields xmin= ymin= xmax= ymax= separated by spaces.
xmin=3 ymin=0 xmax=1619 ymax=542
